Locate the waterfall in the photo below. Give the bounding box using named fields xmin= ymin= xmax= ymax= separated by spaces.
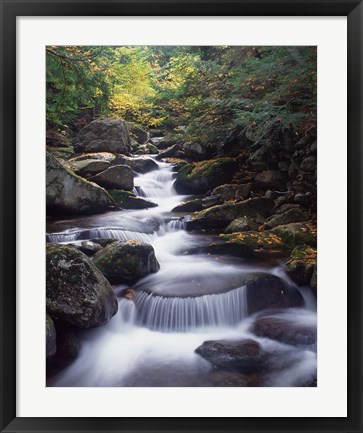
xmin=166 ymin=219 xmax=186 ymax=230
xmin=135 ymin=285 xmax=248 ymax=332
xmin=47 ymin=228 xmax=156 ymax=244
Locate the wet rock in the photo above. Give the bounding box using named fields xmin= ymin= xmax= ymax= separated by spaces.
xmin=89 ymin=238 xmax=117 ymax=248
xmin=270 ymin=221 xmax=317 ymax=248
xmin=285 ymin=244 xmax=317 ymax=286
xmin=74 ymin=117 xmax=132 ymax=154
xmin=46 ymin=244 xmax=118 ymax=328
xmin=175 ymin=158 xmax=237 ymax=194
xmin=245 ymin=274 xmax=304 ymax=314
xmin=93 ymin=240 xmax=160 ymax=284
xmin=46 ymin=152 xmax=114 ymax=215
xmin=252 ymin=313 xmax=317 ymax=346
xmin=195 ymin=338 xmax=267 ymax=372
xmin=264 ymin=208 xmax=310 ymax=229
xmin=54 ymin=324 xmax=81 ymax=365
xmin=255 ymin=170 xmax=287 ymax=190
xmin=120 ymin=288 xmax=136 ymax=302
xmin=89 ymin=165 xmax=134 ymax=191
xmin=109 ymin=189 xmax=157 ymax=209
xmin=186 ymin=197 xmax=273 ymax=231
xmin=273 ymin=203 xmax=301 ymax=215
xmin=211 ymin=183 xmax=252 ymax=202
xmin=46 ymin=315 xmax=57 ymax=359
xmin=79 ymin=240 xmax=103 ymax=256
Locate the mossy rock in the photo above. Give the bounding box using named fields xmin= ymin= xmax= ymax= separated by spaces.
xmin=109 ymin=190 xmax=157 ymax=209
xmin=209 ymin=231 xmax=287 ymax=258
xmin=46 ymin=315 xmax=57 ymax=359
xmin=270 ymin=221 xmax=317 ymax=248
xmin=46 ymin=243 xmax=118 ymax=328
xmin=175 ymin=158 xmax=237 ymax=194
xmin=224 ymin=216 xmax=263 ymax=233
xmin=211 ymin=183 xmax=252 ymax=202
xmin=93 ymin=240 xmax=160 ymax=284
xmin=186 ymin=197 xmax=274 ymax=231
xmin=264 ymin=207 xmax=310 ymax=229
xmin=285 ymin=244 xmax=317 ymax=286
xmin=46 ymin=152 xmax=115 ymax=215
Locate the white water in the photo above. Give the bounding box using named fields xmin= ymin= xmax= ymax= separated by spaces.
xmin=47 ymin=156 xmax=317 ymax=387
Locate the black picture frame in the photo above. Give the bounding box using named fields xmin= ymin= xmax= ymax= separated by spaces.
xmin=1 ymin=1 xmax=362 ymax=432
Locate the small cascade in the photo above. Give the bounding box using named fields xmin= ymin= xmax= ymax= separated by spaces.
xmin=135 ymin=285 xmax=248 ymax=332
xmin=47 ymin=228 xmax=156 ymax=244
xmin=135 ymin=163 xmax=177 ymax=199
xmin=166 ymin=219 xmax=186 ymax=230
xmin=118 ymin=298 xmax=137 ymax=325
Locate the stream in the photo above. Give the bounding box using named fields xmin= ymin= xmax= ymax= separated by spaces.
xmin=47 ymin=157 xmax=317 ymax=387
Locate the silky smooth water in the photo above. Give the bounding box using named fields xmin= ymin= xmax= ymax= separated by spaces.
xmin=47 ymin=156 xmax=317 ymax=387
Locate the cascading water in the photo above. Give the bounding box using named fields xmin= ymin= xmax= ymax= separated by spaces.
xmin=47 ymin=156 xmax=317 ymax=387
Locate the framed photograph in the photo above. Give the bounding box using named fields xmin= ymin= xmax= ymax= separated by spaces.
xmin=1 ymin=1 xmax=362 ymax=432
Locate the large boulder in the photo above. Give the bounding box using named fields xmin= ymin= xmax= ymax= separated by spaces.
xmin=195 ymin=338 xmax=267 ymax=372
xmin=46 ymin=244 xmax=118 ymax=328
xmin=46 ymin=152 xmax=114 ymax=215
xmin=264 ymin=208 xmax=310 ymax=229
xmin=224 ymin=216 xmax=263 ymax=233
xmin=109 ymin=190 xmax=157 ymax=209
xmin=186 ymin=198 xmax=274 ymax=231
xmin=245 ymin=273 xmax=304 ymax=314
xmin=74 ymin=117 xmax=132 ymax=154
xmin=285 ymin=244 xmax=317 ymax=286
xmin=93 ymin=240 xmax=160 ymax=284
xmin=46 ymin=315 xmax=57 ymax=359
xmin=175 ymin=158 xmax=237 ymax=194
xmin=88 ymin=165 xmax=134 ymax=191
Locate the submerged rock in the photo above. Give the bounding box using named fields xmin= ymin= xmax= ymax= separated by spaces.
xmin=175 ymin=158 xmax=237 ymax=194
xmin=251 ymin=313 xmax=317 ymax=347
xmin=195 ymin=338 xmax=267 ymax=372
xmin=93 ymin=240 xmax=160 ymax=284
xmin=46 ymin=152 xmax=114 ymax=215
xmin=74 ymin=117 xmax=132 ymax=154
xmin=285 ymin=244 xmax=317 ymax=286
xmin=109 ymin=189 xmax=157 ymax=209
xmin=46 ymin=244 xmax=118 ymax=328
xmin=89 ymin=165 xmax=134 ymax=191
